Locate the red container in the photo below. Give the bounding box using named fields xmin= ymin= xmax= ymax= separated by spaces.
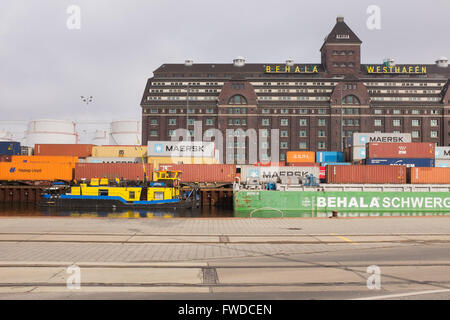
xmin=158 ymin=164 xmax=236 ymax=183
xmin=286 ymin=162 xmax=320 ymax=167
xmin=326 ymin=165 xmax=407 ymax=184
xmin=319 ymin=166 xmax=326 ymax=180
xmin=408 ymin=167 xmax=450 ymax=184
xmin=0 ymin=155 xmax=11 ymax=162
xmin=35 ymin=144 xmax=93 ymax=158
xmin=366 ymin=142 xmax=435 ymax=159
xmin=252 ymin=162 xmax=285 ymax=167
xmin=75 ymin=163 xmax=153 ymax=181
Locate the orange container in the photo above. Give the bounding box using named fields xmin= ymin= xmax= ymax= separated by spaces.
xmin=0 ymin=162 xmax=73 ymax=181
xmin=408 ymin=167 xmax=450 ymax=184
xmin=286 ymin=151 xmax=315 ymax=163
xmin=326 ymin=165 xmax=407 ymax=184
xmin=35 ymin=144 xmax=93 ymax=157
xmin=11 ymin=155 xmax=78 ymax=168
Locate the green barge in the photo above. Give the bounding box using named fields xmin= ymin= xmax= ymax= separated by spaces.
xmin=233 ymin=185 xmax=450 ymax=217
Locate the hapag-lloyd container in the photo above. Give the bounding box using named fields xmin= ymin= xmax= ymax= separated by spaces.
xmin=408 ymin=167 xmax=450 ymax=184
xmin=0 ymin=162 xmax=73 ymax=181
xmin=0 ymin=155 xmax=12 ymax=162
xmin=75 ymin=163 xmax=153 ymax=181
xmin=240 ymin=165 xmax=320 ymax=183
xmin=326 ymin=165 xmax=407 ymax=184
xmin=316 ymin=152 xmax=344 ymax=163
xmin=35 ymin=144 xmax=93 ymax=157
xmin=286 ymin=151 xmax=315 ymax=163
xmin=352 ymin=133 xmax=411 ymax=147
xmin=365 ymin=158 xmax=435 ymax=167
xmin=158 ymin=164 xmax=236 ymax=183
xmin=435 ymin=147 xmax=450 ymax=160
xmin=366 ymin=142 xmax=434 ymax=159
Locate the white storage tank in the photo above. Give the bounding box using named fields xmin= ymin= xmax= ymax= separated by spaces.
xmin=92 ymin=130 xmax=109 ymax=145
xmin=25 ymin=119 xmax=78 ymax=147
xmin=109 ymin=120 xmax=141 ymax=145
xmin=0 ymin=130 xmax=13 ymax=142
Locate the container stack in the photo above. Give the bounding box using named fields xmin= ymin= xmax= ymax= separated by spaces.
xmin=365 ymin=142 xmax=435 ymax=167
xmin=435 ymin=147 xmax=450 ymax=167
xmin=147 ymin=141 xmax=218 ymax=167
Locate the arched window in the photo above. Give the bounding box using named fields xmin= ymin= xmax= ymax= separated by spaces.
xmin=228 ymin=94 xmax=247 ymax=105
xmin=341 ymin=95 xmax=360 ymax=105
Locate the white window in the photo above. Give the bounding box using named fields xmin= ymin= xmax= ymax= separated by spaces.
xmin=318 ymin=142 xmax=326 ymax=149
xmin=280 ymin=119 xmax=289 ymax=126
xmin=299 ymin=119 xmax=307 ymax=126
xmin=393 ymin=119 xmax=401 ymax=126
xmin=374 ymin=119 xmax=382 ymax=126
xmin=262 ymin=119 xmax=270 ymax=126
xmin=299 ymin=142 xmax=307 ymax=149
xmin=431 ymin=131 xmax=438 ymax=138
xmin=412 ymin=120 xmax=420 ymax=126
xmin=412 ymin=131 xmax=420 ymax=138
xmin=431 ymin=120 xmax=438 ymax=127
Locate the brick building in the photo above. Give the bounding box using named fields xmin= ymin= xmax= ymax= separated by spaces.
xmin=141 ymin=16 xmax=450 ymax=163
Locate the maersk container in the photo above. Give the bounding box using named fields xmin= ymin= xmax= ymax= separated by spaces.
xmin=0 ymin=142 xmax=20 ymax=155
xmin=0 ymin=162 xmax=73 ymax=181
xmin=316 ymin=152 xmax=344 ymax=163
xmin=240 ymin=165 xmax=320 ymax=183
xmin=365 ymin=158 xmax=435 ymax=168
xmin=35 ymin=144 xmax=93 ymax=157
xmin=326 ymin=165 xmax=407 ymax=184
xmin=352 ymin=133 xmax=411 ymax=147
xmin=75 ymin=163 xmax=153 ymax=181
xmin=352 ymin=146 xmax=366 ymax=161
xmin=366 ymin=142 xmax=434 ymax=159
xmin=408 ymin=167 xmax=450 ymax=184
xmin=435 ymin=147 xmax=450 ymax=160
xmin=435 ymin=160 xmax=450 ymax=168
xmin=157 ymin=164 xmax=236 ymax=183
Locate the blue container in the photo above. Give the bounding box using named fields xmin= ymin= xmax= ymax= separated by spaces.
xmin=365 ymin=158 xmax=435 ymax=167
xmin=321 ymin=162 xmax=351 ymax=166
xmin=0 ymin=142 xmax=20 ymax=155
xmin=316 ymin=152 xmax=344 ymax=163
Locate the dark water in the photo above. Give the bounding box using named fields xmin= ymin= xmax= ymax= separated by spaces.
xmin=0 ymin=203 xmax=233 ymax=218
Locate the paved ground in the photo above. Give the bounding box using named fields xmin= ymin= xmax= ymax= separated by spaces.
xmin=0 ymin=216 xmax=449 ymax=299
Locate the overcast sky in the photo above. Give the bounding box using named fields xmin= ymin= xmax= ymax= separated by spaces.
xmin=0 ymin=0 xmax=449 ymax=140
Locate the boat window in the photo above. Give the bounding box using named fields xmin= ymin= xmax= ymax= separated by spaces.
xmin=129 ymin=191 xmax=135 ymax=199
xmin=99 ymin=189 xmax=108 ymax=196
xmin=154 ymin=192 xmax=164 ymax=200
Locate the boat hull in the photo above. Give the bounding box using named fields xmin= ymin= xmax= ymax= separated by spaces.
xmin=234 ymin=190 xmax=450 ymax=217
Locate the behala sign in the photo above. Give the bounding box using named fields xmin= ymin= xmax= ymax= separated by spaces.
xmin=265 ymin=65 xmax=320 ymax=73
xmin=366 ymin=65 xmax=427 ymax=74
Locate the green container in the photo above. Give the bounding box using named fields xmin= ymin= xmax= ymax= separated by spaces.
xmin=234 ymin=190 xmax=450 ymax=217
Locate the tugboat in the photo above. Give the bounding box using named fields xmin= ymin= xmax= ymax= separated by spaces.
xmin=40 ymin=170 xmax=198 ymax=209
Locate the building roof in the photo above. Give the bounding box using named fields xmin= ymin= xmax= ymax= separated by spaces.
xmin=322 ymin=17 xmax=362 ymax=45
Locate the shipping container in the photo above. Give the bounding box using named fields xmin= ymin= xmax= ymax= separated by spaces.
xmin=316 ymin=152 xmax=344 ymax=163
xmin=286 ymin=151 xmax=315 ymax=163
xmin=326 ymin=165 xmax=407 ymax=184
xmin=0 ymin=155 xmax=12 ymax=162
xmin=0 ymin=162 xmax=73 ymax=181
xmin=240 ymin=165 xmax=320 ymax=183
xmin=435 ymin=160 xmax=450 ymax=168
xmin=366 ymin=142 xmax=434 ymax=159
xmin=75 ymin=163 xmax=153 ymax=181
xmin=147 ymin=141 xmax=215 ymax=158
xmin=253 ymin=162 xmax=285 ymax=167
xmin=35 ymin=144 xmax=93 ymax=157
xmin=147 ymin=156 xmax=218 ymax=168
xmin=157 ymin=164 xmax=236 ymax=183
xmin=11 ymin=155 xmax=78 ymax=165
xmin=91 ymin=145 xmax=147 ymax=158
xmin=83 ymin=157 xmax=143 ymax=163
xmin=20 ymin=146 xmax=33 ymax=156
xmin=351 ymin=146 xmax=366 ymax=161
xmin=321 ymin=162 xmax=351 ymax=166
xmin=435 ymin=147 xmax=450 ymax=160
xmin=319 ymin=166 xmax=326 ymax=180
xmin=0 ymin=142 xmax=20 ymax=155
xmin=365 ymin=158 xmax=434 ymax=167
xmin=408 ymin=167 xmax=450 ymax=184
xmin=352 ymin=133 xmax=411 ymax=147
xmin=286 ymin=162 xmax=320 ymax=167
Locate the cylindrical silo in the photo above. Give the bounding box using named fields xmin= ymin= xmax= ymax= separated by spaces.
xmin=109 ymin=120 xmax=141 ymax=145
xmin=0 ymin=130 xmax=13 ymax=142
xmin=92 ymin=130 xmax=109 ymax=145
xmin=25 ymin=119 xmax=78 ymax=147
